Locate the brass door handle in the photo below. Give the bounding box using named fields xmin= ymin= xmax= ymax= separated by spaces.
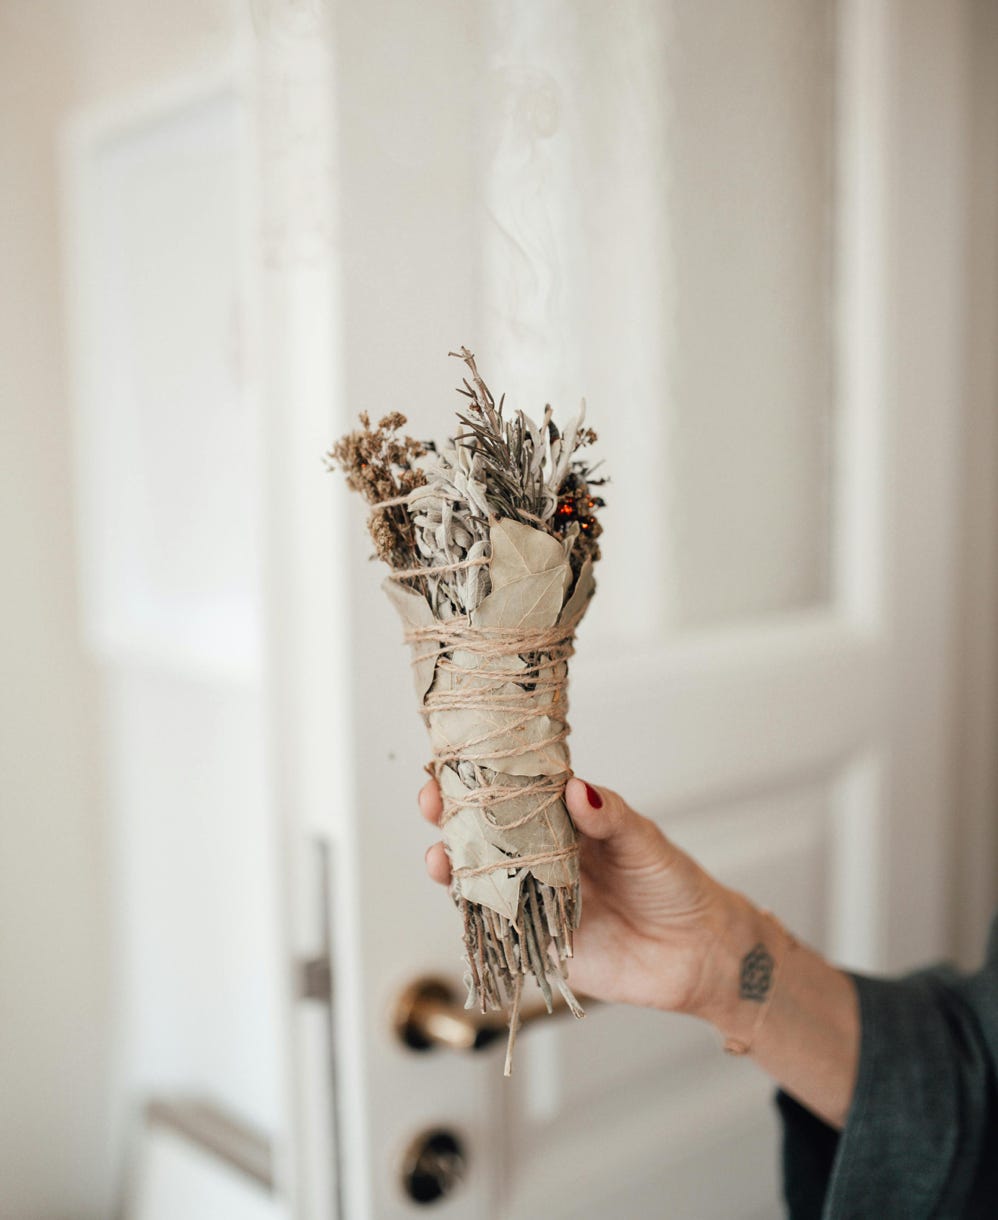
xmin=393 ymin=975 xmax=589 ymax=1053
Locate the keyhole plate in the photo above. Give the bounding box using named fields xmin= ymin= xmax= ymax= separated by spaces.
xmin=400 ymin=1127 xmax=468 ymax=1205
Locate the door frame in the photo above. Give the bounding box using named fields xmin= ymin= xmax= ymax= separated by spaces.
xmin=951 ymin=0 xmax=998 ymax=969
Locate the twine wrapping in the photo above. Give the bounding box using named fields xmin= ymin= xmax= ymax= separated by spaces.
xmin=372 ymin=495 xmax=592 ymax=1073
xmin=403 ymin=617 xmax=579 ymax=881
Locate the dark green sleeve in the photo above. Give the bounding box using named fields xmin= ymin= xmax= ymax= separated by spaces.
xmin=776 ymin=917 xmax=998 ymax=1219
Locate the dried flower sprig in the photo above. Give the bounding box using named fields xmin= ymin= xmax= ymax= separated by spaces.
xmin=449 ymin=347 xmax=606 ymax=582
xmin=449 ymin=346 xmax=599 ymax=526
xmin=324 ymin=411 xmax=427 ymax=569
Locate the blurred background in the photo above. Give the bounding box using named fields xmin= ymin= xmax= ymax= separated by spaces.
xmin=1 ymin=1 xmax=996 ymax=1218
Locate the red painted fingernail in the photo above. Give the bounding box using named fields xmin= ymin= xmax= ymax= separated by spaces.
xmin=583 ymin=782 xmax=603 ymax=809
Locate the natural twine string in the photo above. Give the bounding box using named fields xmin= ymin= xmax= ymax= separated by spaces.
xmin=405 ymin=617 xmax=579 ymax=881
xmin=368 ymin=492 xmax=580 ymax=882
xmin=369 ymin=492 xmax=587 ymax=1069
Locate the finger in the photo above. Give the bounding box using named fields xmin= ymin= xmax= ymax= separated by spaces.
xmin=564 ymin=777 xmax=622 ymax=839
xmin=418 ymin=777 xmax=443 ymax=826
xmin=564 ymin=776 xmax=665 ymax=864
xmin=424 ymin=841 xmax=452 ymax=886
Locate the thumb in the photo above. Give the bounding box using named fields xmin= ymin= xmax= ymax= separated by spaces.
xmin=563 ymin=780 xmax=688 ymax=878
xmin=565 ymin=776 xmax=665 ymax=862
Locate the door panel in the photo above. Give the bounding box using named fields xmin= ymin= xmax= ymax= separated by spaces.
xmin=248 ymin=0 xmax=971 ymax=1215
xmin=659 ymin=0 xmax=837 ymax=629
xmin=321 ymin=1 xmax=965 ymax=1217
xmin=62 ymin=59 xmax=294 ymax=1216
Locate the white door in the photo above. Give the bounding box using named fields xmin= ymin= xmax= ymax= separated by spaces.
xmin=61 ymin=44 xmax=299 ymax=1219
xmin=276 ymin=1 xmax=972 ymax=1217
xmin=63 ymin=0 xmax=973 ymax=1217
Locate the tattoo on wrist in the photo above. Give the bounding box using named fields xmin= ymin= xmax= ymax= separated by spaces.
xmin=739 ymin=942 xmax=775 ymax=1002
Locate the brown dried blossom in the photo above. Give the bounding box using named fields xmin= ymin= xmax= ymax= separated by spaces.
xmin=324 ymin=411 xmax=427 ymax=567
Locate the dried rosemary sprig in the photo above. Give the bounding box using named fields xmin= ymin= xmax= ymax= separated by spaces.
xmin=327 ymin=350 xmax=607 ymax=1075
xmin=449 ymin=347 xmax=606 ymax=582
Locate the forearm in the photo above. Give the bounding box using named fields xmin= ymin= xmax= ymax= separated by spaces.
xmin=692 ymin=888 xmax=861 ymax=1130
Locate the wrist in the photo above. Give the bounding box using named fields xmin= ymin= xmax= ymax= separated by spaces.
xmin=683 ymin=886 xmax=773 ymax=1036
xmin=675 ymin=883 xmax=860 ymax=1129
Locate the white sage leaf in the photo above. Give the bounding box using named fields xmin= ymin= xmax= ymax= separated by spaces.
xmin=445 ymin=808 xmax=524 ymax=922
xmin=473 ymin=565 xmax=570 ymax=633
xmin=488 ymin=517 xmax=568 ymax=593
xmin=558 ymin=556 xmax=596 ymax=629
xmin=382 ymin=577 xmax=439 ymax=702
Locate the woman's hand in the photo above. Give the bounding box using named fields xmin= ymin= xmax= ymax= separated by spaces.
xmin=420 ymin=772 xmax=860 ymax=1130
xmin=419 ymin=774 xmax=731 ymax=1016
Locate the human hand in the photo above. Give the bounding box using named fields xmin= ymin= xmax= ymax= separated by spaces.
xmin=419 ymin=774 xmax=734 ymax=1016
xmin=421 ymin=773 xmax=860 ymax=1130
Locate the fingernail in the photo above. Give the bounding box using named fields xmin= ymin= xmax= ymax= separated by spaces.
xmin=583 ymin=781 xmax=603 ymax=809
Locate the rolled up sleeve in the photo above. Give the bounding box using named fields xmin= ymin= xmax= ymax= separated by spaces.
xmin=776 ymin=941 xmax=998 ymax=1219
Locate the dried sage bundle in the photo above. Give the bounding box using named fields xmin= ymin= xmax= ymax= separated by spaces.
xmin=326 ymin=348 xmax=605 ymax=1074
